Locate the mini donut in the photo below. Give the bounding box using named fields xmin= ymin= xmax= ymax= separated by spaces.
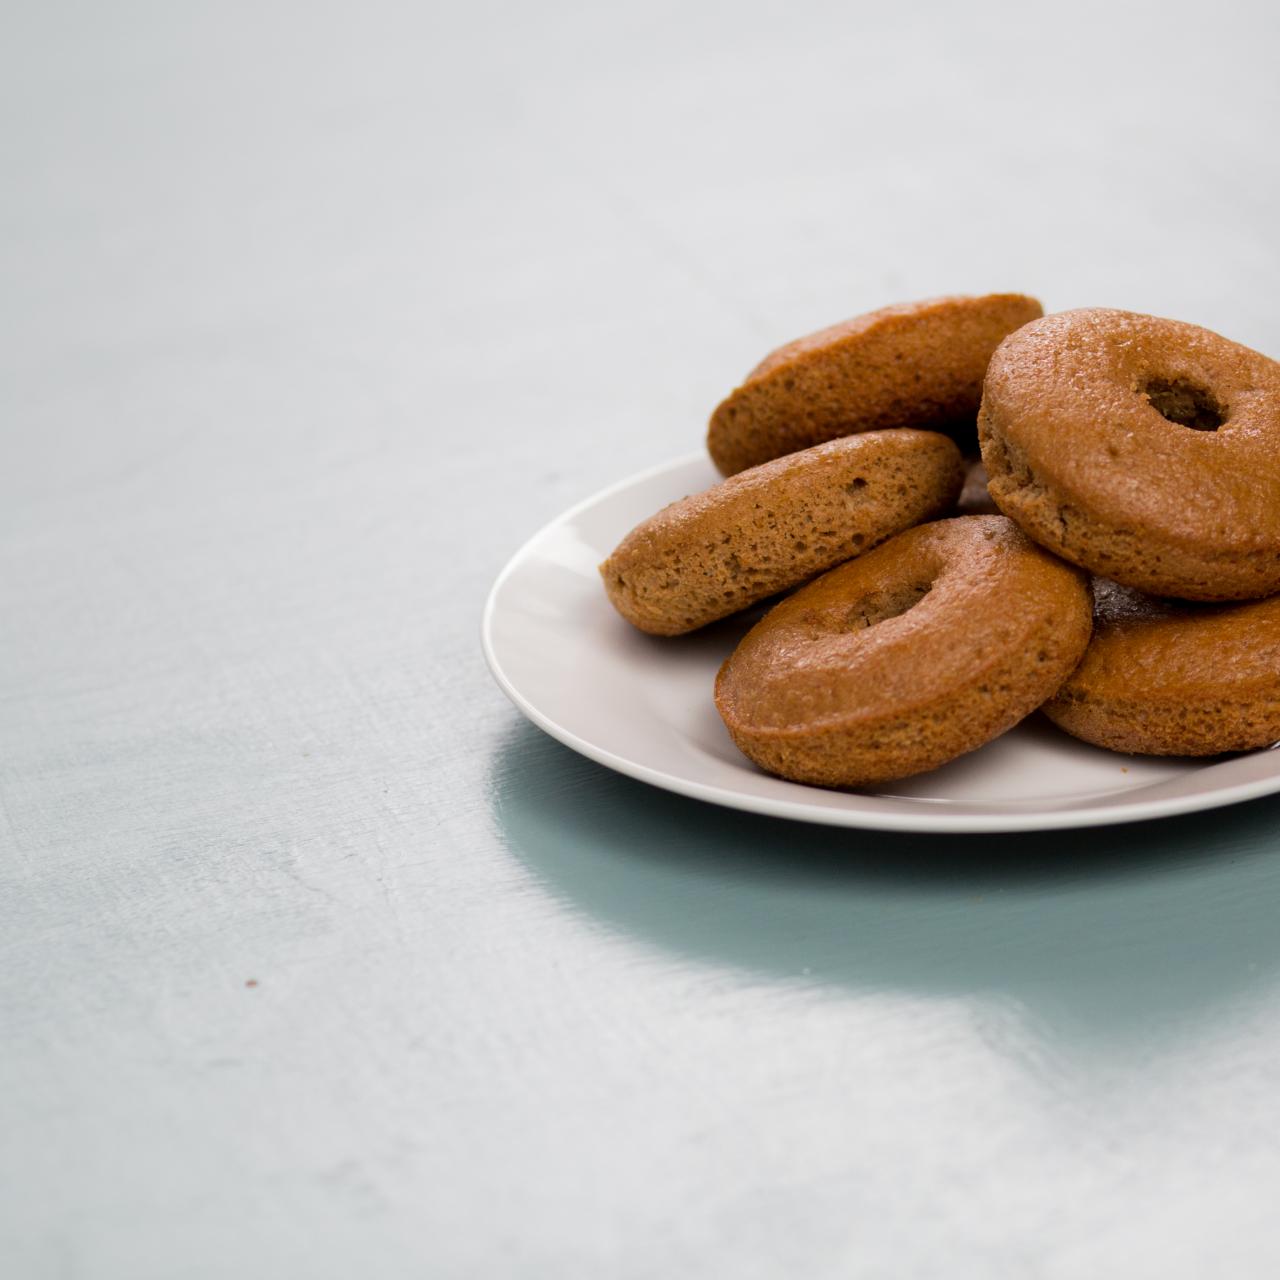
xmin=1044 ymin=580 xmax=1280 ymax=756
xmin=707 ymin=293 xmax=1042 ymax=476
xmin=715 ymin=515 xmax=1092 ymax=786
xmin=600 ymin=430 xmax=963 ymax=636
xmin=980 ymin=308 xmax=1280 ymax=601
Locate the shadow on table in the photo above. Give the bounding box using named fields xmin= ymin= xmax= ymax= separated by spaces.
xmin=490 ymin=720 xmax=1280 ymax=1051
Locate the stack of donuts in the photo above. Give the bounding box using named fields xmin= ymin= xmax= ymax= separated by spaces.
xmin=599 ymin=295 xmax=1280 ymax=787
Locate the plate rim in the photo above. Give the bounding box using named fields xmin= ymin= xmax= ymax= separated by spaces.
xmin=482 ymin=453 xmax=1280 ymax=833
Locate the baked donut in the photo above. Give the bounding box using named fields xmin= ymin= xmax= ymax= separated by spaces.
xmin=1044 ymin=580 xmax=1280 ymax=755
xmin=715 ymin=515 xmax=1092 ymax=786
xmin=600 ymin=430 xmax=963 ymax=636
xmin=980 ymin=308 xmax=1280 ymax=601
xmin=707 ymin=293 xmax=1042 ymax=476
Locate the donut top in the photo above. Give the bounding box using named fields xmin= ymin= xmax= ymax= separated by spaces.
xmin=716 ymin=515 xmax=1089 ymax=732
xmin=598 ymin=429 xmax=963 ymax=635
xmin=981 ymin=308 xmax=1280 ymax=554
xmin=745 ymin=294 xmax=1039 ymax=378
xmin=1071 ymin=580 xmax=1280 ymax=698
xmin=708 ymin=293 xmax=1043 ymax=474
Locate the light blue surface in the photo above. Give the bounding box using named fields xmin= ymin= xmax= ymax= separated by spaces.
xmin=4 ymin=1 xmax=1280 ymax=1276
xmin=496 ymin=724 xmax=1280 ymax=1052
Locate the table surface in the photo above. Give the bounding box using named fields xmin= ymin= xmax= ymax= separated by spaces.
xmin=5 ymin=2 xmax=1280 ymax=1276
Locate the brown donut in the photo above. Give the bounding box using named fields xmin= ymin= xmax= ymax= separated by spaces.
xmin=980 ymin=308 xmax=1280 ymax=601
xmin=1044 ymin=580 xmax=1280 ymax=756
xmin=715 ymin=515 xmax=1092 ymax=786
xmin=707 ymin=293 xmax=1042 ymax=476
xmin=600 ymin=431 xmax=963 ymax=636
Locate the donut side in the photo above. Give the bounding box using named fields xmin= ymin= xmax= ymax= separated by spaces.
xmin=980 ymin=413 xmax=1280 ymax=600
xmin=1043 ymin=582 xmax=1280 ymax=755
xmin=708 ymin=293 xmax=1043 ymax=476
xmin=980 ymin=308 xmax=1280 ymax=601
xmin=599 ymin=431 xmax=964 ymax=636
xmin=714 ymin=515 xmax=1093 ymax=786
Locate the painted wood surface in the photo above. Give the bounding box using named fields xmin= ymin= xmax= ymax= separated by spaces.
xmin=3 ymin=2 xmax=1279 ymax=1275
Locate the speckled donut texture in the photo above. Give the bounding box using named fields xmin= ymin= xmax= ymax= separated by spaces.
xmin=980 ymin=308 xmax=1280 ymax=601
xmin=1043 ymin=580 xmax=1280 ymax=756
xmin=707 ymin=293 xmax=1042 ymax=476
xmin=715 ymin=515 xmax=1093 ymax=787
xmin=600 ymin=431 xmax=963 ymax=636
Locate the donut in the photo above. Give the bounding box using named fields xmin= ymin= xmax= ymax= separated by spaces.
xmin=600 ymin=430 xmax=963 ymax=636
xmin=707 ymin=293 xmax=1042 ymax=476
xmin=715 ymin=515 xmax=1092 ymax=786
xmin=980 ymin=308 xmax=1280 ymax=601
xmin=1043 ymin=580 xmax=1280 ymax=756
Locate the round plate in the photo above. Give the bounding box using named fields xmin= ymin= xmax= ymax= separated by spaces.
xmin=482 ymin=453 xmax=1280 ymax=832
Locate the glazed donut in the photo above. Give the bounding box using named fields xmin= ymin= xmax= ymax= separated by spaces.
xmin=707 ymin=293 xmax=1042 ymax=476
xmin=715 ymin=515 xmax=1092 ymax=786
xmin=600 ymin=430 xmax=963 ymax=636
xmin=1044 ymin=580 xmax=1280 ymax=756
xmin=980 ymin=308 xmax=1280 ymax=601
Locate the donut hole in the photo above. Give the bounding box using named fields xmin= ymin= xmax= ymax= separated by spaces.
xmin=845 ymin=580 xmax=932 ymax=630
xmin=1141 ymin=377 xmax=1225 ymax=431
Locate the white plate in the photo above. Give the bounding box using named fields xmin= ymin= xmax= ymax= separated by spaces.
xmin=482 ymin=453 xmax=1280 ymax=832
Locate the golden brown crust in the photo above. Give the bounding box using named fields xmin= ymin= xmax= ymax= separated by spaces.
xmin=980 ymin=308 xmax=1280 ymax=601
xmin=707 ymin=293 xmax=1042 ymax=476
xmin=714 ymin=516 xmax=1093 ymax=786
xmin=1043 ymin=580 xmax=1280 ymax=755
xmin=600 ymin=431 xmax=964 ymax=635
